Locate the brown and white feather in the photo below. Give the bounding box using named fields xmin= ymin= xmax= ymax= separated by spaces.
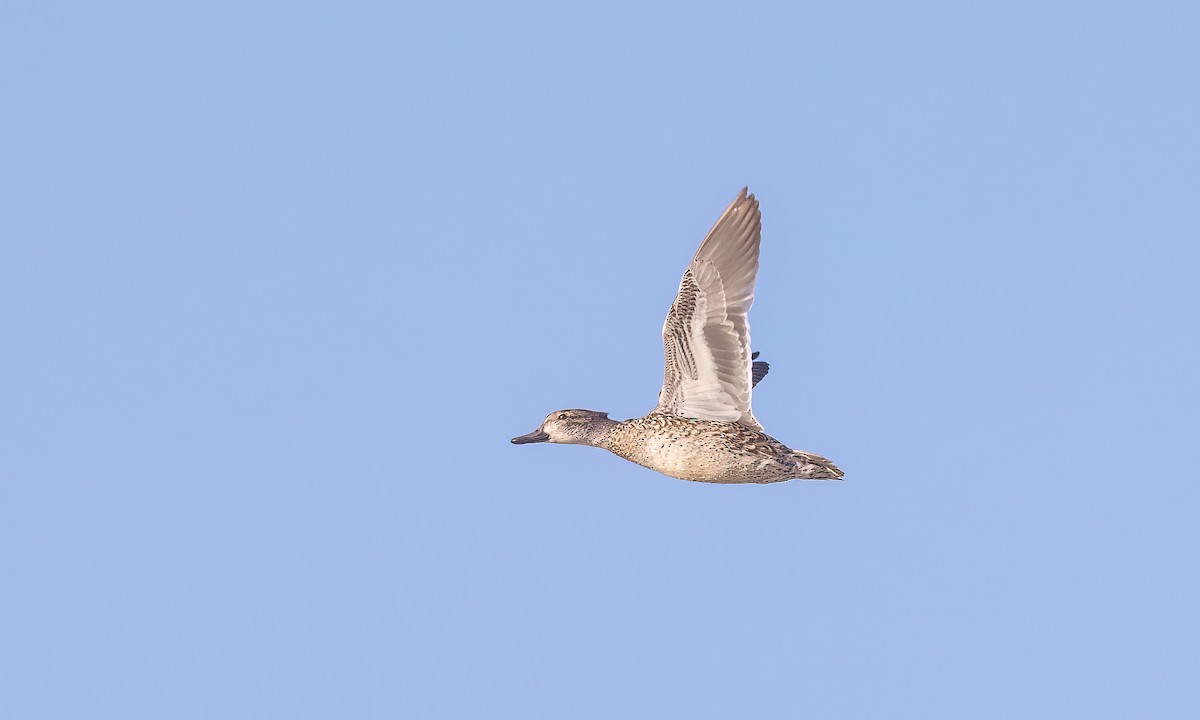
xmin=656 ymin=188 xmax=762 ymax=430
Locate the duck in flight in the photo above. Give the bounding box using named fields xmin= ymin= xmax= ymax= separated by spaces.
xmin=511 ymin=188 xmax=843 ymax=484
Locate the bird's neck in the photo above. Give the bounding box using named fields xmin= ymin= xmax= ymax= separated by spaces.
xmin=581 ymin=415 xmax=622 ymax=447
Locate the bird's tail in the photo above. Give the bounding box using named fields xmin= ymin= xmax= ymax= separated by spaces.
xmin=790 ymin=450 xmax=844 ymax=480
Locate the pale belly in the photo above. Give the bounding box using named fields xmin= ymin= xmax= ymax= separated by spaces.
xmin=621 ymin=436 xmax=788 ymax=484
xmin=594 ymin=415 xmax=808 ymax=484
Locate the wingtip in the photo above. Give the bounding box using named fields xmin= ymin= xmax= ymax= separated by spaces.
xmin=721 ymin=187 xmax=757 ymax=221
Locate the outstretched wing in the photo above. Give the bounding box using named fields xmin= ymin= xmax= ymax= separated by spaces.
xmin=656 ymin=188 xmax=762 ymax=430
xmin=751 ymin=352 xmax=770 ymax=388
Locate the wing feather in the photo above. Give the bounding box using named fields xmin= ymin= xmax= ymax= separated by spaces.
xmin=655 ymin=188 xmax=762 ymax=429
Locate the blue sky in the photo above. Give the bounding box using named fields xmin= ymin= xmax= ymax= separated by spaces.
xmin=3 ymin=1 xmax=1198 ymax=717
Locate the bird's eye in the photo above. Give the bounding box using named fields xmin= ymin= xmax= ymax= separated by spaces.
xmin=558 ymin=413 xmax=568 ymax=420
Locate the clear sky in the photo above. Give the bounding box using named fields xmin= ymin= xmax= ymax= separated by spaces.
xmin=3 ymin=1 xmax=1198 ymax=718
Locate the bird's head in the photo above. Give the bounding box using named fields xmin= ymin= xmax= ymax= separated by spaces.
xmin=511 ymin=409 xmax=612 ymax=446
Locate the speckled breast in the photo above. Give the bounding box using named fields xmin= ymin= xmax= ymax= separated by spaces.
xmin=600 ymin=414 xmax=796 ymax=484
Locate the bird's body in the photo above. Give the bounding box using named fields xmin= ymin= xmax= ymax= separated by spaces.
xmin=512 ymin=188 xmax=842 ymax=484
xmin=601 ymin=413 xmax=841 ymax=484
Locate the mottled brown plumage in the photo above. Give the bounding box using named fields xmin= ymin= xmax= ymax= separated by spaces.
xmin=600 ymin=413 xmax=841 ymax=484
xmin=511 ymin=188 xmax=843 ymax=484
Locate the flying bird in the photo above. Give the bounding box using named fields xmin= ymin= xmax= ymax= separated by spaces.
xmin=512 ymin=188 xmax=843 ymax=483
